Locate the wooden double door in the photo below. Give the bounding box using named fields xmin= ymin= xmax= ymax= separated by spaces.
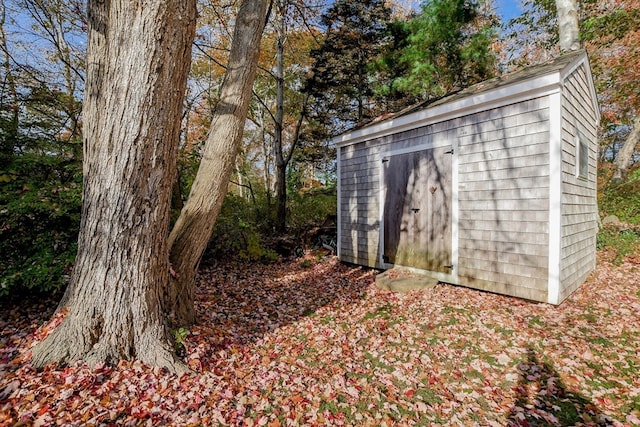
xmin=382 ymin=146 xmax=452 ymax=273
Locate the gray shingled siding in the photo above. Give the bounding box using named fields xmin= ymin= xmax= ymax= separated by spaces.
xmin=457 ymin=97 xmax=551 ymax=302
xmin=559 ymin=65 xmax=598 ymax=301
xmin=339 ymin=139 xmax=384 ymax=267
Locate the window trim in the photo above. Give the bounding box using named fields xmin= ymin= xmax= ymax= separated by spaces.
xmin=576 ymin=132 xmax=589 ymax=180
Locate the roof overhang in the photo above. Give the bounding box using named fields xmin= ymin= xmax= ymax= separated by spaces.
xmin=332 ymin=51 xmax=598 ymax=148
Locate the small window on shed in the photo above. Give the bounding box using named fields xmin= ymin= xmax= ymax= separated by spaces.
xmin=577 ymin=132 xmax=589 ymax=179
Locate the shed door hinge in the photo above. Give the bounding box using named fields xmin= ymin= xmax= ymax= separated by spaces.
xmin=382 ymin=158 xmax=389 ymax=163
xmin=443 ymin=265 xmax=454 ymax=269
xmin=445 ymin=148 xmax=454 ymax=155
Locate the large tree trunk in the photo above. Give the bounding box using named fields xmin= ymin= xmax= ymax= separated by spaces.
xmin=32 ymin=0 xmax=197 ymax=371
xmin=167 ymin=0 xmax=269 ymax=325
xmin=613 ymin=115 xmax=640 ymax=181
xmin=556 ymin=0 xmax=580 ymax=51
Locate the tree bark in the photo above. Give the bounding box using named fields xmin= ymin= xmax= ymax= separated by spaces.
xmin=167 ymin=0 xmax=269 ymax=325
xmin=556 ymin=0 xmax=581 ymax=51
xmin=32 ymin=0 xmax=197 ymax=371
xmin=613 ymin=115 xmax=640 ymax=181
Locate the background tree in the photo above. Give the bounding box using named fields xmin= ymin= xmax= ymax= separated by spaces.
xmin=305 ymin=0 xmax=393 ymax=133
xmin=250 ymin=0 xmax=320 ymax=232
xmin=556 ymin=0 xmax=580 ymax=50
xmin=10 ymin=0 xmax=86 ymax=156
xmin=581 ymin=0 xmax=640 ymax=181
xmin=168 ymin=0 xmax=333 ymax=261
xmin=0 ymin=0 xmax=18 ymax=165
xmin=503 ymin=0 xmax=560 ymax=68
xmin=379 ymin=0 xmax=500 ymax=102
xmin=503 ymin=0 xmax=640 ymax=222
xmin=167 ymin=0 xmax=269 ymax=325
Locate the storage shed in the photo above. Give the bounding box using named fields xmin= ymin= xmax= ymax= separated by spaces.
xmin=334 ymin=49 xmax=600 ymax=304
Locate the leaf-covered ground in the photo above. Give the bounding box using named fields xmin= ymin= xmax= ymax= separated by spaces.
xmin=1 ymin=251 xmax=639 ymax=426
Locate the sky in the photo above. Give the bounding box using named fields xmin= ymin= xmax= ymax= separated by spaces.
xmin=495 ymin=0 xmax=523 ymax=22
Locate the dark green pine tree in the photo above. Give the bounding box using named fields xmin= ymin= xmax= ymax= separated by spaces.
xmin=305 ymin=0 xmax=392 ymax=132
xmin=381 ymin=0 xmax=500 ymax=102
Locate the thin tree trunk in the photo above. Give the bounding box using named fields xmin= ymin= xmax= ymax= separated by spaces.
xmin=556 ymin=0 xmax=580 ymax=51
xmin=274 ymin=158 xmax=287 ymax=232
xmin=274 ymin=0 xmax=287 ymax=233
xmin=235 ymin=160 xmax=244 ymax=198
xmin=0 ymin=0 xmax=18 ymax=163
xmin=32 ymin=0 xmax=197 ymax=371
xmin=613 ymin=116 xmax=640 ymax=182
xmin=167 ymin=0 xmax=270 ymax=325
xmin=260 ymin=109 xmax=273 ymax=208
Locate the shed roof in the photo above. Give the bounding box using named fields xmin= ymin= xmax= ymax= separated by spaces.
xmin=332 ymin=49 xmax=599 ymax=147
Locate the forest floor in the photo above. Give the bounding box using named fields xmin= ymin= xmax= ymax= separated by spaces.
xmin=1 ymin=250 xmax=639 ymax=426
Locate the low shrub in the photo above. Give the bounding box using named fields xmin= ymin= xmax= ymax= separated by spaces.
xmin=596 ymin=226 xmax=640 ymax=264
xmin=0 ymin=155 xmax=81 ymax=297
xmin=597 ymin=163 xmax=640 ymax=263
xmin=287 ymin=186 xmax=337 ymax=235
xmin=205 ymin=194 xmax=278 ymax=263
xmin=599 ymin=164 xmax=640 ymax=225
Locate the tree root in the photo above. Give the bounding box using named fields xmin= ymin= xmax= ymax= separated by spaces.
xmin=138 ymin=344 xmax=190 ymax=374
xmin=31 ymin=317 xmax=190 ymax=374
xmin=31 ymin=322 xmax=73 ymax=369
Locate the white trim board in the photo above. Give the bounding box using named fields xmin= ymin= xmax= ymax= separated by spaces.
xmin=377 ymin=157 xmax=385 ymax=269
xmin=547 ymin=91 xmax=563 ymax=305
xmin=383 ymin=139 xmax=452 ymax=158
xmin=336 ymin=146 xmax=342 ymax=259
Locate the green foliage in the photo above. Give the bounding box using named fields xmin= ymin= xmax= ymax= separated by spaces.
xmin=206 ymin=194 xmax=278 ymax=263
xmin=599 ymin=168 xmax=640 ymax=225
xmin=287 ymin=187 xmax=337 ymax=235
xmin=372 ymin=20 xmax=417 ymax=110
xmin=581 ymin=5 xmax=640 ymax=46
xmin=205 ymin=185 xmax=336 ymax=262
xmin=597 ymin=228 xmax=640 ymax=264
xmin=172 ymin=327 xmax=188 ymax=352
xmin=380 ymin=0 xmax=499 ymax=100
xmin=0 ymin=155 xmax=82 ymax=297
xmin=597 ymin=166 xmax=640 ymax=263
xmin=299 ymin=259 xmax=313 ymax=268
